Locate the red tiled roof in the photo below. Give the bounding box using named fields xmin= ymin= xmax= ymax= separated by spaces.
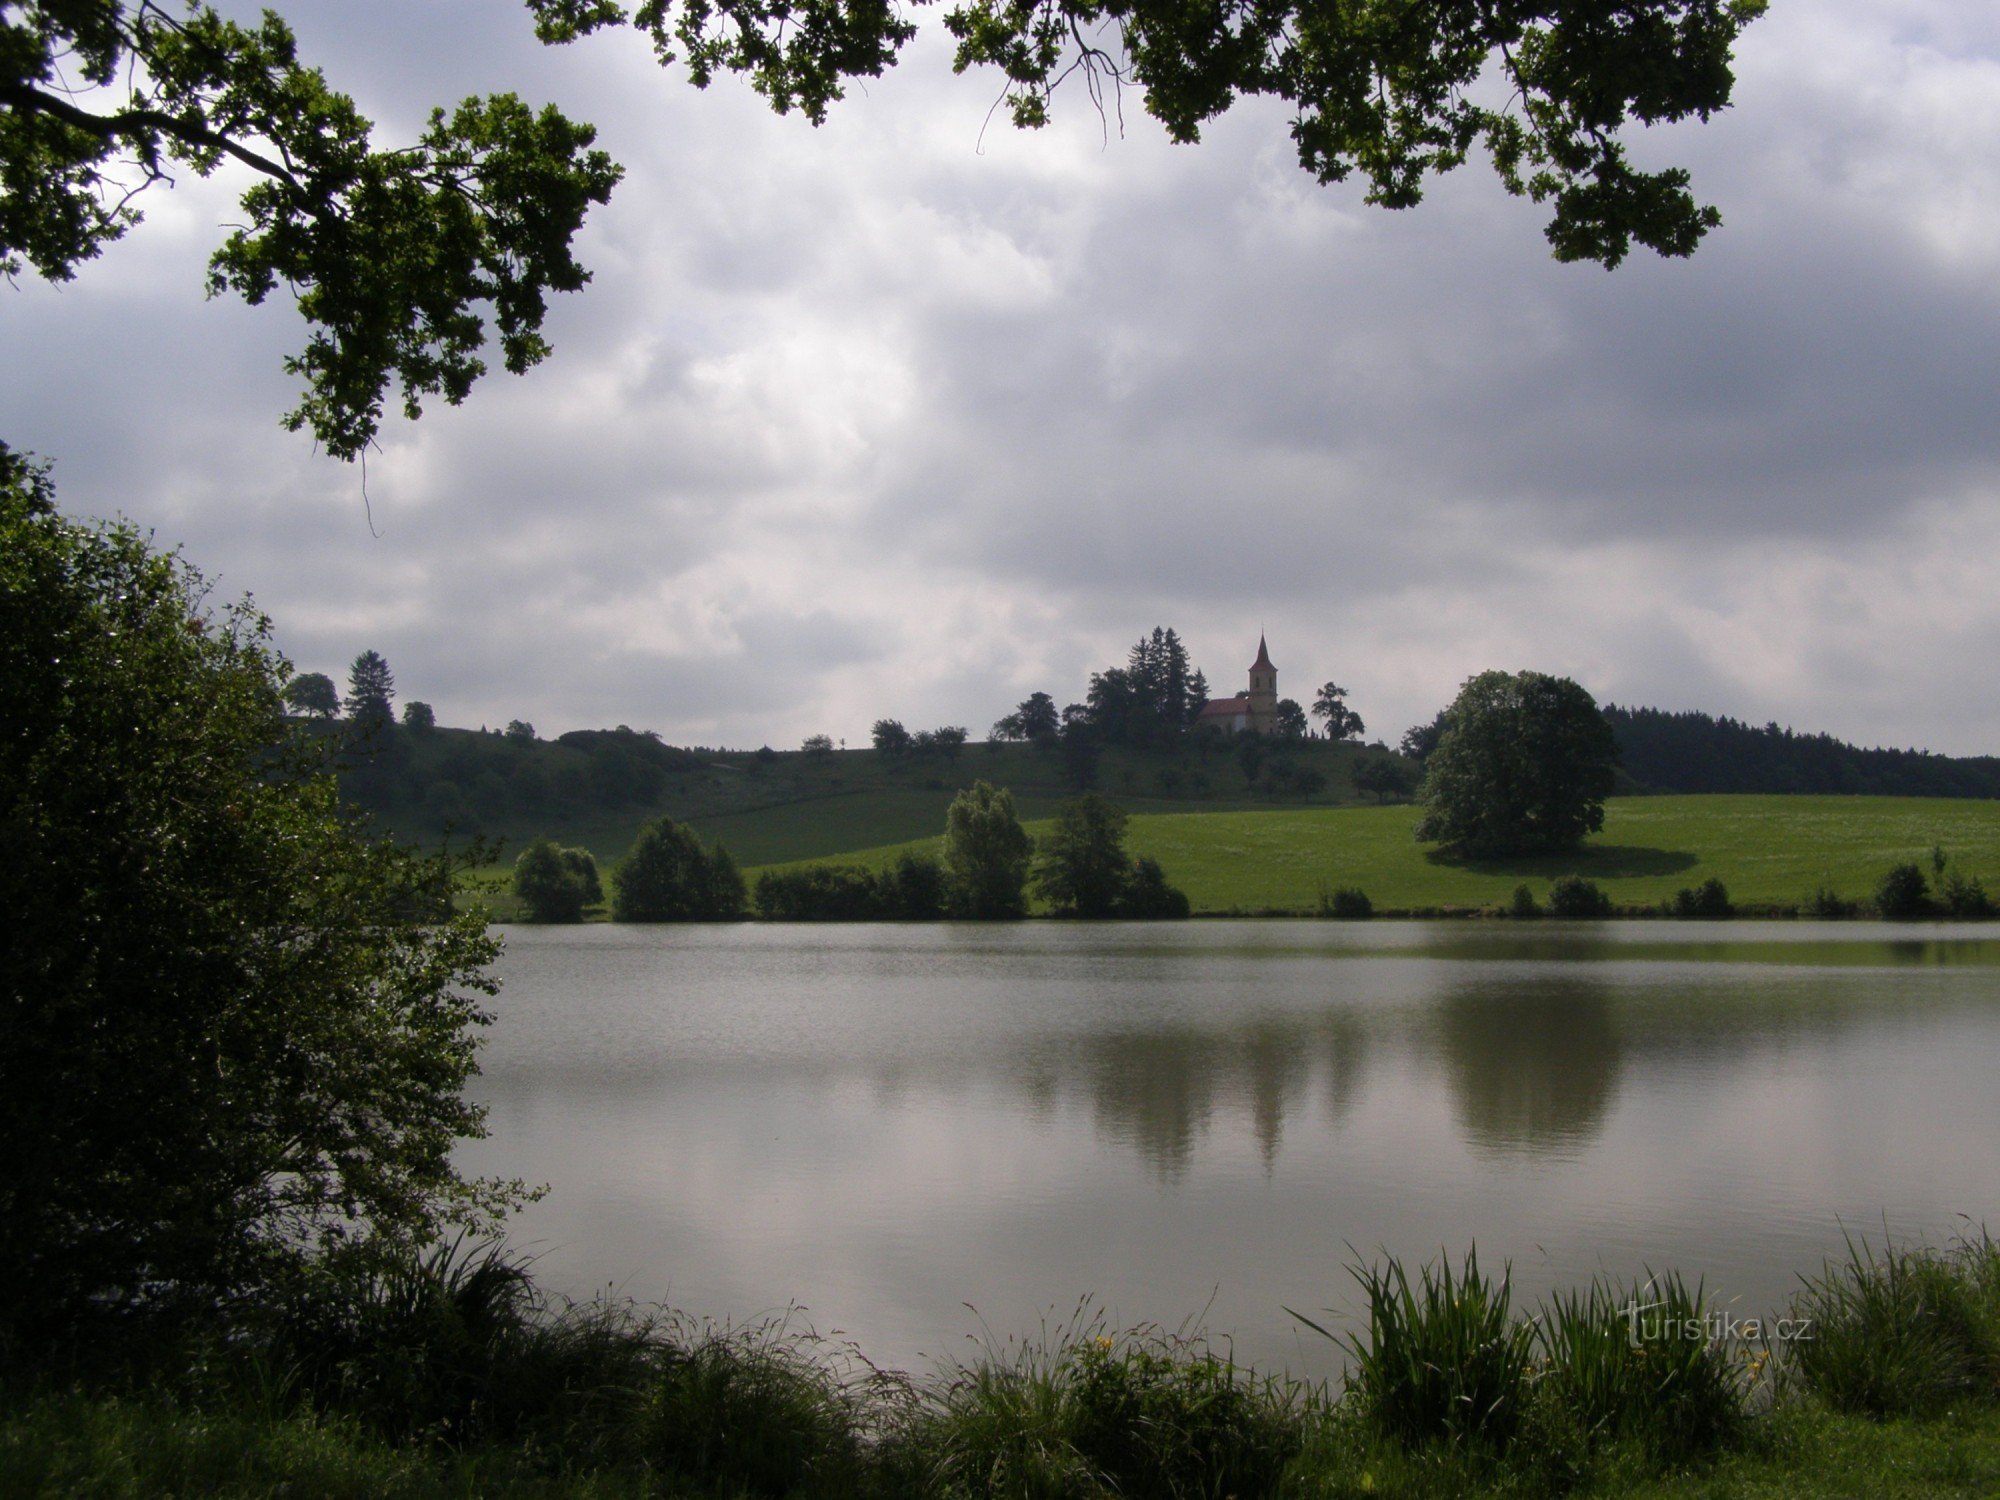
xmin=1197 ymin=696 xmax=1251 ymax=717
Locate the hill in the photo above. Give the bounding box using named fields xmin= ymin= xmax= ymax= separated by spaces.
xmin=331 ymin=723 xmax=1389 ymax=866
xmin=743 ymin=795 xmax=2000 ymax=916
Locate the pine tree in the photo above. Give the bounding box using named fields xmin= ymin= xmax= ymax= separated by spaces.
xmin=345 ymin=650 xmax=396 ymax=728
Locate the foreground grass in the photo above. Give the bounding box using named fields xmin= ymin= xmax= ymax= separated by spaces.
xmin=739 ymin=795 xmax=2000 ymax=915
xmin=10 ymin=1234 xmax=2000 ymax=1497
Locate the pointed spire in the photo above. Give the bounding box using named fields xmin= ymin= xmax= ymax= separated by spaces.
xmin=1252 ymin=633 xmax=1274 ymax=671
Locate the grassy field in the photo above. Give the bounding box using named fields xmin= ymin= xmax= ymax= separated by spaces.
xmin=740 ymin=795 xmax=2000 ymax=915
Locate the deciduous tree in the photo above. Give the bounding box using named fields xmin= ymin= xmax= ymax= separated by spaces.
xmin=0 ymin=451 xmax=512 ymax=1352
xmin=1414 ymin=669 xmax=1618 ymax=857
xmin=536 ymin=0 xmax=1762 ymax=267
xmin=1312 ymin=682 xmax=1366 ymax=742
xmin=283 ymin=670 xmax=339 ymax=718
xmin=1032 ymin=792 xmax=1132 ymax=917
xmin=2 ymin=3 xmax=621 ymax=458
xmin=943 ymin=780 xmax=1032 ymax=917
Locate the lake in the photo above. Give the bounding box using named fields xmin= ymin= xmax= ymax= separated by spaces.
xmin=462 ymin=920 xmax=2000 ymax=1380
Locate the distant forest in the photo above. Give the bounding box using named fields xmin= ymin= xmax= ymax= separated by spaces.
xmin=1605 ymin=706 xmax=2000 ymax=799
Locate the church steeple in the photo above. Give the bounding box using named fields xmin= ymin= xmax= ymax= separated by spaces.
xmin=1246 ymin=633 xmax=1278 ymax=732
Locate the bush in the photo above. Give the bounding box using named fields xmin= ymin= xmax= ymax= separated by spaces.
xmin=1547 ymin=875 xmax=1613 ymax=918
xmin=1940 ymin=868 xmax=1997 ymax=918
xmin=1508 ymin=883 xmax=1541 ymax=919
xmin=1806 ymin=884 xmax=1857 ymax=918
xmin=1117 ymin=856 xmax=1190 ymax=919
xmin=753 ymin=864 xmax=885 ymax=921
xmin=1319 ymin=884 xmax=1374 ymax=919
xmin=1873 ymin=862 xmax=1934 ymax=919
xmin=0 ymin=456 xmax=510 ymax=1358
xmin=884 ymin=851 xmax=949 ymax=919
xmin=612 ymin=818 xmax=745 ymax=921
xmin=1668 ymin=876 xmax=1734 ymax=918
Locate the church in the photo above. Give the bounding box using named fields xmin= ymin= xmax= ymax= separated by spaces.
xmin=1194 ymin=635 xmax=1280 ymax=735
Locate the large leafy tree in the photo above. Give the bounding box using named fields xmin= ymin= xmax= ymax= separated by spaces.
xmin=0 ymin=450 xmax=516 ymax=1353
xmin=1414 ymin=668 xmax=1618 ymax=857
xmin=534 ymin=0 xmax=1763 ymax=268
xmin=2 ymin=1 xmax=622 ymax=458
xmin=943 ymin=779 xmax=1032 ymax=917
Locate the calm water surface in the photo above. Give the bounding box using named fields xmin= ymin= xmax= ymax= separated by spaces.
xmin=462 ymin=921 xmax=2000 ymax=1378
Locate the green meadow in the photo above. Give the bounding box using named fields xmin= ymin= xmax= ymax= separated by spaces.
xmin=740 ymin=795 xmax=2000 ymax=915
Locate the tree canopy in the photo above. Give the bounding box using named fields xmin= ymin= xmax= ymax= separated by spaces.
xmin=2 ymin=1 xmax=621 ymax=459
xmin=0 ymin=450 xmax=514 ymax=1351
xmin=535 ymin=0 xmax=1762 ymax=268
xmin=3 ymin=1 xmax=1760 ymax=470
xmin=943 ymin=780 xmax=1032 ymax=917
xmin=1414 ymin=668 xmax=1618 ymax=857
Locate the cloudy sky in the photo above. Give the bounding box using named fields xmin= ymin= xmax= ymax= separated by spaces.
xmin=8 ymin=0 xmax=2000 ymax=753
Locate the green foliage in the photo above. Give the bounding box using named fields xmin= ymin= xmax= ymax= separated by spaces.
xmin=1033 ymin=792 xmax=1133 ymax=917
xmin=1352 ymin=755 xmax=1415 ymax=802
xmin=611 ymin=816 xmax=745 ymax=920
xmin=754 ymin=863 xmax=890 ymax=920
xmin=283 ymin=670 xmax=339 ymax=717
xmin=1118 ymin=856 xmax=1189 ymax=919
xmin=504 ymin=719 xmax=536 ymax=744
xmin=891 ymin=1305 xmax=1302 ymax=1498
xmin=871 ymin=718 xmax=911 ymax=756
xmin=511 ymin=837 xmax=600 ymax=921
xmin=0 ymin=462 xmax=511 ymax=1358
xmin=542 ymin=0 xmax=1759 ymax=267
xmin=1806 ymin=884 xmax=1858 ymax=918
xmin=802 ymin=733 xmax=834 ymax=755
xmin=1547 ymin=874 xmax=1614 ymax=917
xmin=1416 ymin=669 xmax=1620 ymax=858
xmin=1275 ymin=697 xmax=1309 ymax=740
xmin=1667 ymin=875 xmax=1733 ymax=918
xmin=2 ymin=7 xmax=620 ymax=458
xmin=944 ymin=781 xmax=1032 ymax=918
xmin=1509 ymin=883 xmax=1541 ymax=919
xmin=1301 ymin=1248 xmax=1534 ymax=1451
xmin=1318 ymin=884 xmax=1374 ymax=919
xmin=1874 ymin=861 xmax=1934 ymax=919
xmin=885 ymin=850 xmax=950 ymax=919
xmin=1791 ymin=1232 xmax=2000 ymax=1418
xmin=1535 ymin=1273 xmax=1744 ymax=1462
xmin=399 ymin=699 xmax=436 ymax=733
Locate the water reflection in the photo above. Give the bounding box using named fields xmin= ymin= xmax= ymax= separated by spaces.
xmin=464 ymin=922 xmax=2000 ymax=1380
xmin=1434 ymin=978 xmax=1621 ymax=1157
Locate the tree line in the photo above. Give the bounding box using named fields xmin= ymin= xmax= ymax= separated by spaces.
xmin=513 ymin=783 xmax=1190 ymax=922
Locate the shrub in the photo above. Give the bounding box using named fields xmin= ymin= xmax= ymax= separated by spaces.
xmin=753 ymin=864 xmax=885 ymax=921
xmin=1668 ymin=876 xmax=1733 ymax=919
xmin=1508 ymin=883 xmax=1541 ymax=919
xmin=1940 ymin=868 xmax=1997 ymax=918
xmin=883 ymin=851 xmax=950 ymax=919
xmin=1806 ymin=884 xmax=1857 ymax=918
xmin=1547 ymin=875 xmax=1613 ymax=918
xmin=1318 ymin=884 xmax=1374 ymax=919
xmin=1118 ymin=856 xmax=1191 ymax=919
xmin=1873 ymin=862 xmax=1934 ymax=919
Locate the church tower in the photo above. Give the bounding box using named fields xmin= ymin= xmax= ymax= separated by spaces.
xmin=1246 ymin=634 xmax=1278 ymax=734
